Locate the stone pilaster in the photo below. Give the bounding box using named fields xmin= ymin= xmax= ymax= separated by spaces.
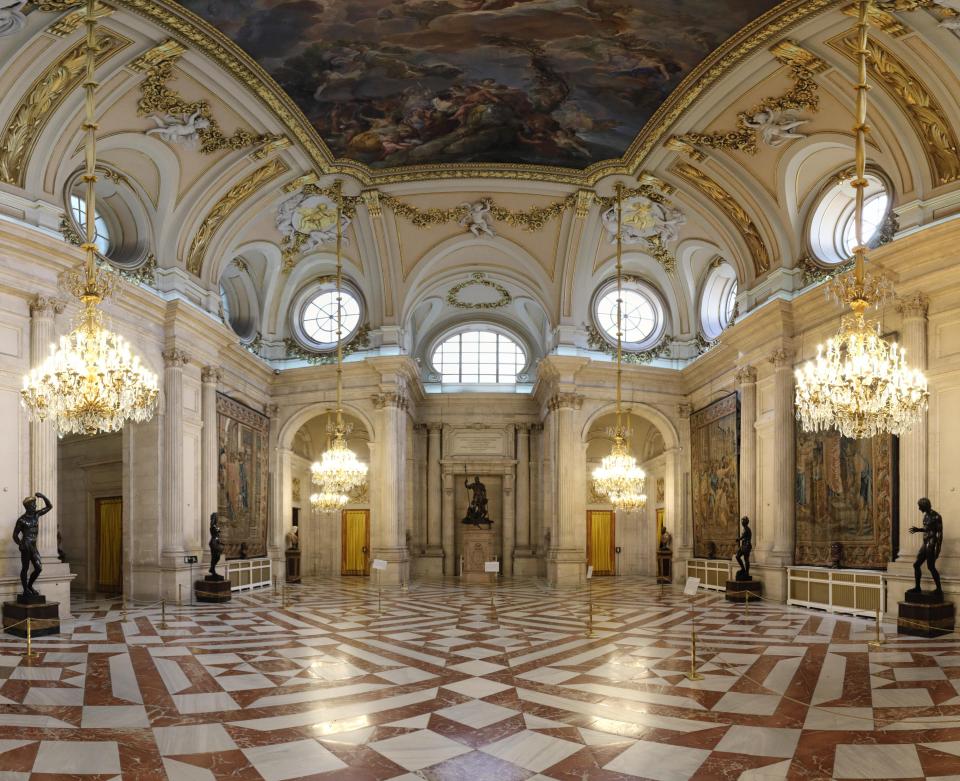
xmin=502 ymin=471 xmax=515 ymax=575
xmin=672 ymin=403 xmax=693 ymax=563
xmin=265 ymin=404 xmax=285 ymax=575
xmin=161 ymin=348 xmax=190 ymax=557
xmin=736 ymin=366 xmax=758 ymax=530
xmin=442 ymin=468 xmax=454 ymax=574
xmin=200 ymin=367 xmax=221 ymax=538
xmin=371 ymin=391 xmax=410 ymax=584
xmin=546 ymin=392 xmax=585 ymax=585
xmin=28 ymin=295 xmax=65 ymax=561
xmin=427 ymin=423 xmax=443 ymax=554
xmin=769 ymin=348 xmax=795 ymax=567
xmin=515 ymin=423 xmax=531 ymax=551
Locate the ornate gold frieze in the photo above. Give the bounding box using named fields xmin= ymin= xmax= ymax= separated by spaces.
xmin=842 ymin=3 xmax=910 ymax=35
xmin=377 ymin=192 xmax=578 ymax=232
xmin=45 ymin=1 xmax=112 ymax=36
xmin=128 ymin=39 xmax=187 ymax=73
xmin=770 ymin=40 xmax=829 ymax=74
xmin=186 ymin=157 xmax=288 ymax=276
xmin=672 ymin=162 xmax=772 ymax=275
xmin=282 ymin=172 xmax=319 ymax=193
xmin=664 ymin=136 xmax=706 ymax=161
xmin=0 ymin=30 xmax=130 ymax=186
xmin=250 ymin=134 xmax=290 ymax=160
xmin=135 ymin=42 xmax=274 ymax=155
xmin=447 ymin=273 xmax=511 ymax=310
xmin=831 ymin=33 xmax=960 ymax=185
xmin=585 ymin=324 xmax=672 ymax=364
xmin=283 ymin=326 xmax=370 ymax=365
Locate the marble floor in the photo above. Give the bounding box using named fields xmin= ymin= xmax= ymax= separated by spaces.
xmin=2 ymin=578 xmax=960 ymax=780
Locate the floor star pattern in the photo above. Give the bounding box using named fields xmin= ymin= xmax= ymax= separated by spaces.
xmin=2 ymin=577 xmax=960 ymax=779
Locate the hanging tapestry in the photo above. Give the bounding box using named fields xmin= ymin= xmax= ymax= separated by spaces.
xmin=794 ymin=430 xmax=895 ymax=568
xmin=217 ymin=393 xmax=270 ymax=558
xmin=691 ymin=393 xmax=740 ymax=559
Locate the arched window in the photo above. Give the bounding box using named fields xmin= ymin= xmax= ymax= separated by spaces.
xmin=592 ymin=279 xmax=665 ymax=350
xmin=291 ymin=279 xmax=365 ymax=352
xmin=431 ymin=327 xmax=526 ymax=384
xmin=70 ymin=194 xmax=110 ymax=255
xmin=809 ymin=172 xmax=891 ymax=265
xmin=700 ymin=262 xmax=738 ymax=341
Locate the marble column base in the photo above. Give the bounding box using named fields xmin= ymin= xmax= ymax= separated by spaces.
xmin=547 ymin=548 xmax=585 ymax=587
xmin=411 ymin=552 xmax=443 ymax=578
xmin=370 ymin=547 xmax=410 ymax=586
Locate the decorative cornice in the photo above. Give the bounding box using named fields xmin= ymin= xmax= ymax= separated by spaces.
xmin=201 ymin=366 xmax=223 ymax=384
xmin=162 ymin=348 xmax=190 ymax=368
xmin=547 ymin=393 xmax=584 ymax=412
xmin=372 ymin=391 xmax=409 ymax=410
xmin=769 ymin=348 xmax=794 ymax=368
xmin=735 ymin=365 xmax=758 ymax=385
xmin=283 ymin=325 xmax=370 ymax=365
xmin=265 ymin=403 xmax=280 ymax=419
xmin=897 ymin=292 xmax=930 ymax=320
xmin=29 ymin=295 xmax=66 ymax=316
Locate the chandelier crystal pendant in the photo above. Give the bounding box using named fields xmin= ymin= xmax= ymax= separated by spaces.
xmin=310 ymin=193 xmax=368 ymax=496
xmin=592 ymin=182 xmax=647 ymax=510
xmin=794 ymin=0 xmax=927 ymax=440
xmin=310 ymin=491 xmax=348 ymax=512
xmin=20 ymin=0 xmax=158 ymax=437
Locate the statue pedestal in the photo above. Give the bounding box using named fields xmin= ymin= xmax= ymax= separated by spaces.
xmin=656 ymin=550 xmax=672 ymax=584
xmin=725 ymin=579 xmax=762 ymax=603
xmin=286 ymin=550 xmax=301 ymax=584
xmin=461 ymin=528 xmax=495 ymax=580
xmin=898 ymin=591 xmax=954 ymax=637
xmin=195 ymin=577 xmax=231 ymax=604
xmin=2 ymin=596 xmax=60 ymax=637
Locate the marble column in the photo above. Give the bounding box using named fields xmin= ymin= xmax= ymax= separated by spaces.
xmin=502 ymin=472 xmax=515 ymax=575
xmin=29 ymin=295 xmax=64 ymax=560
xmin=200 ymin=367 xmax=221 ymax=534
xmin=769 ymin=348 xmax=795 ymax=567
xmin=372 ymin=391 xmax=409 ymax=584
xmin=896 ymin=293 xmax=929 ymax=562
xmin=737 ymin=366 xmax=758 ymax=529
xmin=427 ymin=423 xmax=443 ymax=554
xmin=442 ymin=469 xmax=455 ymax=574
xmin=515 ymin=424 xmax=531 ymax=551
xmin=546 ymin=392 xmax=584 ymax=585
xmin=161 ymin=349 xmax=190 ymax=556
xmin=673 ymin=403 xmax=693 ymax=562
xmin=265 ymin=404 xmax=285 ymax=573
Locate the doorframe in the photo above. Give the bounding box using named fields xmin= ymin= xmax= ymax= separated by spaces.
xmin=586 ymin=510 xmax=616 ymax=576
xmin=94 ymin=496 xmax=124 ymax=594
xmin=341 ymin=509 xmax=371 ymax=576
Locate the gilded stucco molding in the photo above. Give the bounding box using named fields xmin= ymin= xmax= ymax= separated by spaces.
xmin=185 ymin=157 xmax=289 ymax=276
xmin=0 ymin=30 xmax=130 ymax=186
xmin=830 ymin=32 xmax=960 ymax=186
xmin=842 ymin=3 xmax=911 ymax=36
xmin=446 ymin=273 xmax=512 ymax=311
xmin=672 ymin=162 xmax=772 ymax=276
xmin=282 ymin=325 xmax=371 ymax=365
xmin=45 ymin=1 xmax=112 ymax=36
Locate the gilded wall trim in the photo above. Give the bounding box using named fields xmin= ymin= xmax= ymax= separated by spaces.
xmin=672 ymin=162 xmax=772 ymax=275
xmin=0 ymin=30 xmax=130 ymax=186
xmin=830 ymin=32 xmax=960 ymax=186
xmin=185 ymin=158 xmax=289 ymax=276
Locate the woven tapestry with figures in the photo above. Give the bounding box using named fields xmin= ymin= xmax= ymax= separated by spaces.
xmin=691 ymin=393 xmax=740 ymax=559
xmin=217 ymin=393 xmax=269 ymax=558
xmin=794 ymin=429 xmax=895 ymax=569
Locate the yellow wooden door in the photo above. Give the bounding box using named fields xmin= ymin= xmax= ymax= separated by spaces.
xmin=96 ymin=496 xmax=123 ymax=594
xmin=341 ymin=510 xmax=370 ymax=576
xmin=586 ymin=510 xmax=615 ymax=576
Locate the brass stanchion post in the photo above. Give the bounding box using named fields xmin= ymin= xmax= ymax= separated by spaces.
xmin=158 ymin=599 xmax=167 ymax=630
xmin=23 ymin=617 xmax=37 ymax=660
xmin=685 ymin=595 xmax=703 ymax=681
xmin=744 ymin=588 xmax=749 ymax=617
xmin=869 ymin=607 xmax=884 ymax=648
xmin=489 ymin=572 xmax=495 ymax=610
xmin=377 ymin=569 xmax=382 ymax=616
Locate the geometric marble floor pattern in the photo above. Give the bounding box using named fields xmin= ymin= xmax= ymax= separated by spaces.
xmin=3 ymin=578 xmax=960 ymax=780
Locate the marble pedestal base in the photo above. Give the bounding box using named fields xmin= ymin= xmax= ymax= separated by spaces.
xmin=461 ymin=528 xmax=495 ymax=576
xmin=725 ymin=579 xmax=763 ymax=603
xmin=2 ymin=598 xmax=60 ymax=637
xmin=195 ymin=578 xmax=231 ymax=604
xmin=898 ymin=598 xmax=955 ymax=637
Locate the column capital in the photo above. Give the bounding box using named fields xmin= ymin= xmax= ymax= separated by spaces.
xmin=516 ymin=422 xmax=533 ymax=433
xmin=29 ymin=294 xmax=66 ymax=316
xmin=372 ymin=390 xmax=408 ymax=410
xmin=547 ymin=392 xmax=584 ymax=411
xmin=677 ymin=402 xmax=692 ymax=419
xmin=413 ymin=422 xmax=428 ymax=432
xmin=201 ymin=365 xmax=222 ymax=384
xmin=162 ymin=348 xmax=191 ymax=368
xmin=735 ymin=365 xmax=758 ymax=385
xmin=769 ymin=348 xmax=794 ymax=369
xmin=265 ymin=403 xmax=280 ymax=418
xmin=427 ymin=422 xmax=443 ymax=432
xmin=897 ymin=292 xmax=929 ymax=320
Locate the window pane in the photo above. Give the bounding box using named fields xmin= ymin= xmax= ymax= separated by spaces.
xmin=432 ymin=329 xmax=525 ymax=385
xmin=301 ymin=289 xmax=361 ymax=346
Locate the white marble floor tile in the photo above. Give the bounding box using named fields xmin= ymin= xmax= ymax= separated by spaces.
xmin=172 ymin=692 xmax=240 ymax=714
xmin=0 ymin=741 xmax=33 ymax=756
xmin=161 ymin=758 xmax=217 ymax=780
xmin=872 ymin=688 xmax=934 ymax=707
xmin=737 ymin=759 xmax=792 ymax=780
xmin=153 ymin=724 xmax=238 ymax=756
xmin=9 ymin=666 xmax=59 ymax=681
xmin=386 ymin=714 xmax=432 ymax=729
xmin=0 ymin=773 xmax=29 ymax=781
xmin=893 ymin=665 xmax=946 ymax=680
xmin=833 ymin=743 xmax=922 ymax=779
xmin=215 ymin=672 xmax=275 ymax=691
xmin=714 ymin=726 xmax=801 ymax=758
xmin=369 ymin=729 xmax=472 ymax=771
xmin=375 ymin=666 xmax=437 ymax=685
xmin=33 ymin=741 xmax=121 ymax=774
xmin=453 ymin=646 xmax=502 ymax=660
xmin=436 ymin=699 xmax=519 ymax=728
xmin=81 ymin=705 xmax=150 ymax=729
xmin=803 ymin=706 xmax=874 ymax=731
xmin=22 ymin=687 xmax=84 ymax=706
xmin=448 ymin=659 xmax=505 ymax=676
xmin=152 ymin=657 xmax=192 ymax=695
xmin=516 ymin=667 xmax=577 ymax=684
xmin=578 ymin=727 xmax=634 ymax=746
xmin=443 ymin=677 xmax=513 ymax=698
xmin=481 ymin=729 xmax=582 ymax=773
xmin=243 ymin=738 xmax=346 ymax=780
xmin=603 ymin=740 xmax=710 ymax=780
xmin=712 ymin=692 xmax=781 ymax=715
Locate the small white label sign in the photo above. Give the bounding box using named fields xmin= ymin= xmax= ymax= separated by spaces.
xmin=586 ymin=565 xmax=594 ymax=579
xmin=372 ymin=559 xmax=388 ymax=571
xmin=683 ymin=577 xmax=700 ymax=596
xmin=484 ymin=561 xmax=500 ymax=574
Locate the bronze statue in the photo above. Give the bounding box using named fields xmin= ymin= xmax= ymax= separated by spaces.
xmin=208 ymin=512 xmax=225 ymax=580
xmin=462 ymin=475 xmax=492 ymax=527
xmin=13 ymin=492 xmax=52 ymax=597
xmin=734 ymin=516 xmax=752 ymax=581
xmin=908 ymin=497 xmax=943 ymax=596
xmin=830 ymin=541 xmax=844 ymax=569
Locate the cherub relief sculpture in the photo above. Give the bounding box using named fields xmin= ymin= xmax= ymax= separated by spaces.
xmin=0 ymin=0 xmax=26 ymax=38
xmin=601 ymin=195 xmax=685 ymax=246
xmin=276 ymin=191 xmax=350 ymax=254
xmin=742 ymin=109 xmax=809 ymax=148
xmin=459 ymin=199 xmax=496 ymax=238
xmin=146 ymin=110 xmax=211 ymax=150
xmin=13 ymin=492 xmax=52 ymax=597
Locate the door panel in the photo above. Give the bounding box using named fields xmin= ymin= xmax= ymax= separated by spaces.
xmin=342 ymin=510 xmax=370 ymax=576
xmin=96 ymin=497 xmax=123 ymax=594
xmin=586 ymin=510 xmax=615 ymax=576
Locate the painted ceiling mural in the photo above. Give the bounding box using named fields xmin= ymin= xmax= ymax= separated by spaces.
xmin=175 ymin=0 xmax=783 ymax=169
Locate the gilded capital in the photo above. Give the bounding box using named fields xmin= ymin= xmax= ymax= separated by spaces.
xmin=769 ymin=348 xmax=793 ymax=369
xmin=29 ymin=295 xmax=66 ymax=317
xmin=162 ymin=348 xmax=190 ymax=368
xmin=897 ymin=292 xmax=929 ymax=320
xmin=201 ymin=366 xmax=222 ymax=384
xmin=735 ymin=365 xmax=758 ymax=385
xmin=547 ymin=392 xmax=584 ymax=411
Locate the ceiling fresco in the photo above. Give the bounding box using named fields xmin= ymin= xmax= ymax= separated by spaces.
xmin=175 ymin=0 xmax=783 ymax=170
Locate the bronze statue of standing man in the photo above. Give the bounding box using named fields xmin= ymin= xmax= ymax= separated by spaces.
xmin=734 ymin=516 xmax=752 ymax=581
xmin=208 ymin=512 xmax=225 ymax=580
xmin=13 ymin=492 xmax=52 ymax=597
xmin=909 ymin=497 xmax=943 ymax=597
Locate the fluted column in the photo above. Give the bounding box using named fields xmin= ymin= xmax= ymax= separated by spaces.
xmin=200 ymin=367 xmax=221 ymax=532
xmin=737 ymin=366 xmax=758 ymax=530
xmin=427 ymin=423 xmax=443 ymax=553
xmin=442 ymin=469 xmax=455 ymax=574
xmin=515 ymin=423 xmax=531 ymax=551
xmin=162 ymin=349 xmax=190 ymax=555
xmin=29 ymin=295 xmax=64 ymax=560
xmin=502 ymin=472 xmax=515 ymax=575
xmin=769 ymin=348 xmax=795 ymax=567
xmin=896 ymin=293 xmax=929 ymax=562
xmin=546 ymin=392 xmax=584 ymax=585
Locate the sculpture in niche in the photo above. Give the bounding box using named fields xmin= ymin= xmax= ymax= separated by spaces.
xmin=742 ymin=108 xmax=809 ymax=147
xmin=285 ymin=526 xmax=299 ymax=551
xmin=908 ymin=497 xmax=943 ymax=596
xmin=734 ymin=516 xmax=752 ymax=581
xmin=462 ymin=475 xmax=493 ymax=528
xmin=146 ymin=111 xmax=211 ymax=150
xmin=458 ymin=199 xmax=496 ymax=238
xmin=0 ymin=0 xmax=26 ymax=38
xmin=12 ymin=492 xmax=52 ymax=597
xmin=659 ymin=528 xmax=672 ymax=551
xmin=208 ymin=512 xmax=225 ymax=580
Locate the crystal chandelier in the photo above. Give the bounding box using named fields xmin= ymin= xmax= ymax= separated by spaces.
xmin=310 ymin=193 xmax=368 ymax=496
xmin=21 ymin=0 xmax=158 ymax=437
xmin=310 ymin=491 xmax=348 ymax=512
xmin=592 ymin=182 xmax=646 ymax=510
xmin=794 ymin=0 xmax=927 ymax=439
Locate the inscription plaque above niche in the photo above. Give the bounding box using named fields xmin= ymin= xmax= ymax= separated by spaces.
xmin=450 ymin=427 xmax=506 ymax=457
